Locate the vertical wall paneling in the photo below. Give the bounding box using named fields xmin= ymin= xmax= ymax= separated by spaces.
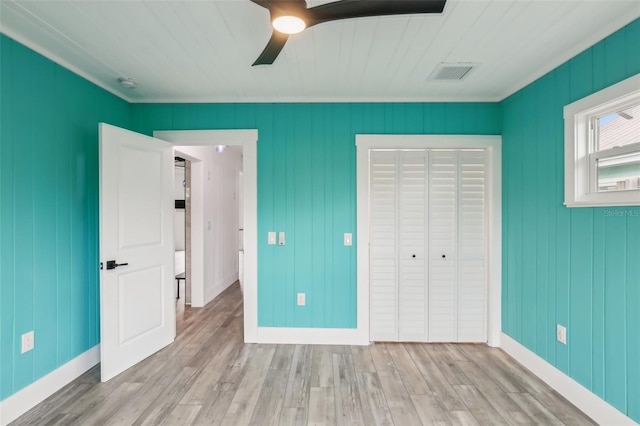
xmin=0 ymin=33 xmax=16 ymax=400
xmin=603 ymin=215 xmax=627 ymax=413
xmin=0 ymin=34 xmax=131 ymax=401
xmin=130 ymin=103 xmax=500 ymax=332
xmin=500 ymin=19 xmax=640 ymax=422
xmin=591 ymin=209 xmax=606 ymax=399
xmin=626 ymin=213 xmax=640 ymax=421
xmin=11 ymin=39 xmax=36 ymax=393
xmin=31 ymin=51 xmax=58 ymax=380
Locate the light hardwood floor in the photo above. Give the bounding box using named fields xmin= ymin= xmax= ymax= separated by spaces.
xmin=12 ymin=282 xmax=595 ymax=425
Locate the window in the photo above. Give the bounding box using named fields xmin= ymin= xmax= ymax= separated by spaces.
xmin=564 ymin=74 xmax=640 ymax=207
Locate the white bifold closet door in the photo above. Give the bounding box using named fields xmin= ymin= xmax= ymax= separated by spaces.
xmin=369 ymin=149 xmax=487 ymax=343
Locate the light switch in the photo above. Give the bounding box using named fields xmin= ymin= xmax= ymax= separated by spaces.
xmin=268 ymin=232 xmax=276 ymax=245
xmin=344 ymin=233 xmax=352 ymax=246
xmin=278 ymin=232 xmax=286 ymax=246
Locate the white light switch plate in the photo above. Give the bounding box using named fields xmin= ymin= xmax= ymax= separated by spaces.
xmin=268 ymin=232 xmax=276 ymax=245
xmin=344 ymin=233 xmax=352 ymax=246
xmin=557 ymin=324 xmax=567 ymax=345
xmin=278 ymin=232 xmax=286 ymax=246
xmin=21 ymin=331 xmax=34 ymax=353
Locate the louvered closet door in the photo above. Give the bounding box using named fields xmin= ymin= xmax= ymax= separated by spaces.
xmin=457 ymin=150 xmax=487 ymax=342
xmin=370 ymin=151 xmax=399 ymax=341
xmin=397 ymin=151 xmax=428 ymax=341
xmin=369 ymin=148 xmax=487 ymax=343
xmin=428 ymin=150 xmax=487 ymax=342
xmin=370 ymin=150 xmax=428 ymax=341
xmin=428 ymin=151 xmax=458 ymax=342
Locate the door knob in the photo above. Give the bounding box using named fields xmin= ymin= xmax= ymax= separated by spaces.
xmin=106 ymin=260 xmax=129 ymax=270
xmin=412 ymin=254 xmax=416 ymax=258
xmin=442 ymin=254 xmax=446 ymax=259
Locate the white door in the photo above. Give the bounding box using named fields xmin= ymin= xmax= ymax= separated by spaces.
xmin=369 ymin=149 xmax=487 ymax=343
xmin=99 ymin=123 xmax=176 ymax=382
xmin=369 ymin=151 xmax=399 ymax=341
xmin=398 ymin=151 xmax=428 ymax=341
xmin=427 ymin=150 xmax=458 ymax=341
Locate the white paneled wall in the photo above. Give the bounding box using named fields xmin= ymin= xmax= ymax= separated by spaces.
xmin=369 ymin=149 xmax=488 ymax=343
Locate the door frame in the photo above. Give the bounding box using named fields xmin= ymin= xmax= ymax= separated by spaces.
xmin=356 ymin=135 xmax=502 ymax=347
xmin=154 ymin=129 xmax=258 ymax=343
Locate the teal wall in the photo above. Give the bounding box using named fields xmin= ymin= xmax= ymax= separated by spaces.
xmin=501 ymin=19 xmax=640 ymax=422
xmin=0 ymin=35 xmax=131 ymax=400
xmin=130 ymin=102 xmax=501 ymax=328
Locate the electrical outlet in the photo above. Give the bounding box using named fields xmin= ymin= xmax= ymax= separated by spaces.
xmin=344 ymin=233 xmax=352 ymax=246
xmin=556 ymin=324 xmax=567 ymax=345
xmin=21 ymin=331 xmax=34 ymax=354
xmin=297 ymin=293 xmax=305 ymax=306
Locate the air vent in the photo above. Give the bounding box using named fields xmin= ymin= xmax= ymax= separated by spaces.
xmin=428 ymin=63 xmax=478 ymax=81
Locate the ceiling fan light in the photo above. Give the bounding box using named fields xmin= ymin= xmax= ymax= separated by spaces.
xmin=272 ymin=16 xmax=306 ymax=34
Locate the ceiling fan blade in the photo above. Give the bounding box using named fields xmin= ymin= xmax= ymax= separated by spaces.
xmin=253 ymin=30 xmax=289 ymax=65
xmin=251 ymin=0 xmax=307 ymax=65
xmin=250 ymin=0 xmax=271 ymax=8
xmin=307 ymin=0 xmax=446 ymax=27
xmin=251 ymin=0 xmax=307 ymax=12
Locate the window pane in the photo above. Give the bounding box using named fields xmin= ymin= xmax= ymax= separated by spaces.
xmin=597 ymin=104 xmax=640 ymax=150
xmin=597 ymin=152 xmax=640 ymax=192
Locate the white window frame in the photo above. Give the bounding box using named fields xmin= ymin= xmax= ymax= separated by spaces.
xmin=564 ymin=73 xmax=640 ymax=207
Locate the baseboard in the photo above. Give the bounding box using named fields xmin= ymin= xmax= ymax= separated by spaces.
xmin=203 ymin=272 xmax=239 ymax=306
xmin=0 ymin=345 xmax=100 ymax=426
xmin=257 ymin=327 xmax=369 ymax=346
xmin=500 ymin=333 xmax=637 ymax=426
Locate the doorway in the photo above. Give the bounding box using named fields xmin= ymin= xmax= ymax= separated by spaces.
xmin=174 ymin=156 xmax=191 ymax=328
xmin=154 ymin=129 xmax=259 ymax=343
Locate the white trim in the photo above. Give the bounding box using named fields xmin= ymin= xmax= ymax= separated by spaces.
xmin=0 ymin=345 xmax=100 ymax=426
xmin=500 ymin=333 xmax=638 ymax=426
xmin=131 ymin=96 xmax=503 ymax=104
xmin=153 ymin=130 xmax=259 ymax=343
xmin=356 ymin=134 xmax=502 ymax=347
xmin=564 ymin=73 xmax=640 ymax=207
xmin=0 ymin=27 xmax=134 ymax=104
xmin=256 ymin=327 xmax=369 ymax=346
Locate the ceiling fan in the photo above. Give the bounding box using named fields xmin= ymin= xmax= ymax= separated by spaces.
xmin=250 ymin=0 xmax=447 ymax=66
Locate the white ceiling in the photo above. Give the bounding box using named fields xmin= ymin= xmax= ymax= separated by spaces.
xmin=1 ymin=0 xmax=638 ymax=103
